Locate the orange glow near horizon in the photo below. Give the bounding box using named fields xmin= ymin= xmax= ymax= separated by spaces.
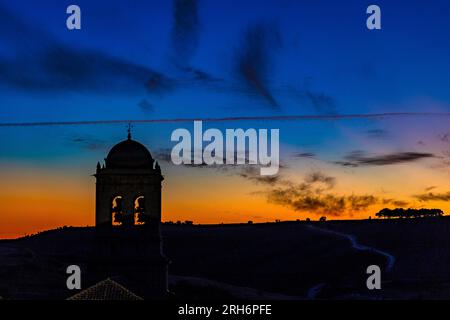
xmin=0 ymin=165 xmax=94 ymax=238
xmin=1 ymin=160 xmax=450 ymax=239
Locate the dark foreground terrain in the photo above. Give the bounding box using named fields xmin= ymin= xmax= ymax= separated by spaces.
xmin=0 ymin=218 xmax=449 ymax=299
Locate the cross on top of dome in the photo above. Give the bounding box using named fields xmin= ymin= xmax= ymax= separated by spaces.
xmin=127 ymin=123 xmax=133 ymax=140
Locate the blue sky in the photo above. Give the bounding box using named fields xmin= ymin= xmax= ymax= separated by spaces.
xmin=2 ymin=0 xmax=450 ymax=121
xmin=2 ymin=0 xmax=450 ymax=162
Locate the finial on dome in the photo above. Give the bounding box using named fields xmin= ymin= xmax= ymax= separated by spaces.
xmin=127 ymin=123 xmax=132 ymax=140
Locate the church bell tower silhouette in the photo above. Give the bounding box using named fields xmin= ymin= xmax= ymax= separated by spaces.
xmin=90 ymin=126 xmax=168 ymax=298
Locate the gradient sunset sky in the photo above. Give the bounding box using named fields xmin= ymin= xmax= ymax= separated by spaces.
xmin=2 ymin=0 xmax=450 ymax=238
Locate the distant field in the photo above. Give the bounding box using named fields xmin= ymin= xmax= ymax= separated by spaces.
xmin=0 ymin=219 xmax=449 ymax=299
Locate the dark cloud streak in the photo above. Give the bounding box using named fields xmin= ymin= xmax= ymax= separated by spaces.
xmin=138 ymin=99 xmax=154 ymax=112
xmin=293 ymin=152 xmax=315 ymax=158
xmin=414 ymin=192 xmax=450 ymax=202
xmin=267 ymin=184 xmax=378 ymax=217
xmin=66 ymin=135 xmax=107 ymax=151
xmin=336 ymin=151 xmax=435 ymax=167
xmin=0 ymin=4 xmax=174 ymax=95
xmin=170 ymin=0 xmax=200 ymax=66
xmin=233 ymin=23 xmax=281 ymax=108
xmin=305 ymin=171 xmax=335 ymax=189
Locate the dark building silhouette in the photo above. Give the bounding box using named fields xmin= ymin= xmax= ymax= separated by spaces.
xmin=89 ymin=128 xmax=168 ymax=299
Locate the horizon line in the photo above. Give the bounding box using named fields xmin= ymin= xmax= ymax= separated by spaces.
xmin=2 ymin=215 xmax=448 ymax=240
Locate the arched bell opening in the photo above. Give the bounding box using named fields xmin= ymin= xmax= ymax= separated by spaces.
xmin=111 ymin=196 xmax=124 ymax=226
xmin=111 ymin=195 xmax=134 ymax=226
xmin=134 ymin=196 xmax=146 ymax=225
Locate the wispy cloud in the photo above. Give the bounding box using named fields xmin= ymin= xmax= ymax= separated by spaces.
xmin=238 ymin=166 xmax=282 ymax=185
xmin=233 ymin=22 xmax=281 ymax=108
xmin=382 ymin=198 xmax=409 ymax=207
xmin=170 ymin=0 xmax=200 ymax=66
xmin=264 ymin=171 xmax=372 ymax=216
xmin=66 ymin=135 xmax=107 ymax=151
xmin=438 ymin=133 xmax=450 ymax=143
xmin=261 ymin=171 xmax=414 ymax=216
xmin=154 ymin=147 xmax=286 ymax=183
xmin=0 ymin=4 xmax=52 ymax=51
xmin=177 ymin=66 xmax=223 ymax=84
xmin=335 ymin=151 xmax=435 ymax=167
xmin=304 ymin=91 xmax=336 ymax=115
xmin=366 ymin=129 xmax=389 ymax=140
xmin=414 ymin=191 xmax=450 ymax=202
xmin=138 ymin=99 xmax=154 ymax=113
xmin=267 ymin=184 xmax=378 ymax=217
xmin=304 ymin=171 xmax=335 ymax=189
xmin=0 ymin=4 xmax=174 ymax=95
xmin=292 ymin=152 xmax=316 ymax=158
xmin=291 ymin=86 xmax=336 ymax=114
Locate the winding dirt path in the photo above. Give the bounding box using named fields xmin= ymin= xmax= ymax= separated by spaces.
xmin=306 ymin=224 xmax=396 ymax=299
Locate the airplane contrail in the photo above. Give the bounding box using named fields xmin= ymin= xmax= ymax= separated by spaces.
xmin=1 ymin=112 xmax=450 ymax=127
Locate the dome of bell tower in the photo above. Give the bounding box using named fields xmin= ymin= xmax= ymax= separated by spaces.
xmin=105 ymin=138 xmax=154 ymax=169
